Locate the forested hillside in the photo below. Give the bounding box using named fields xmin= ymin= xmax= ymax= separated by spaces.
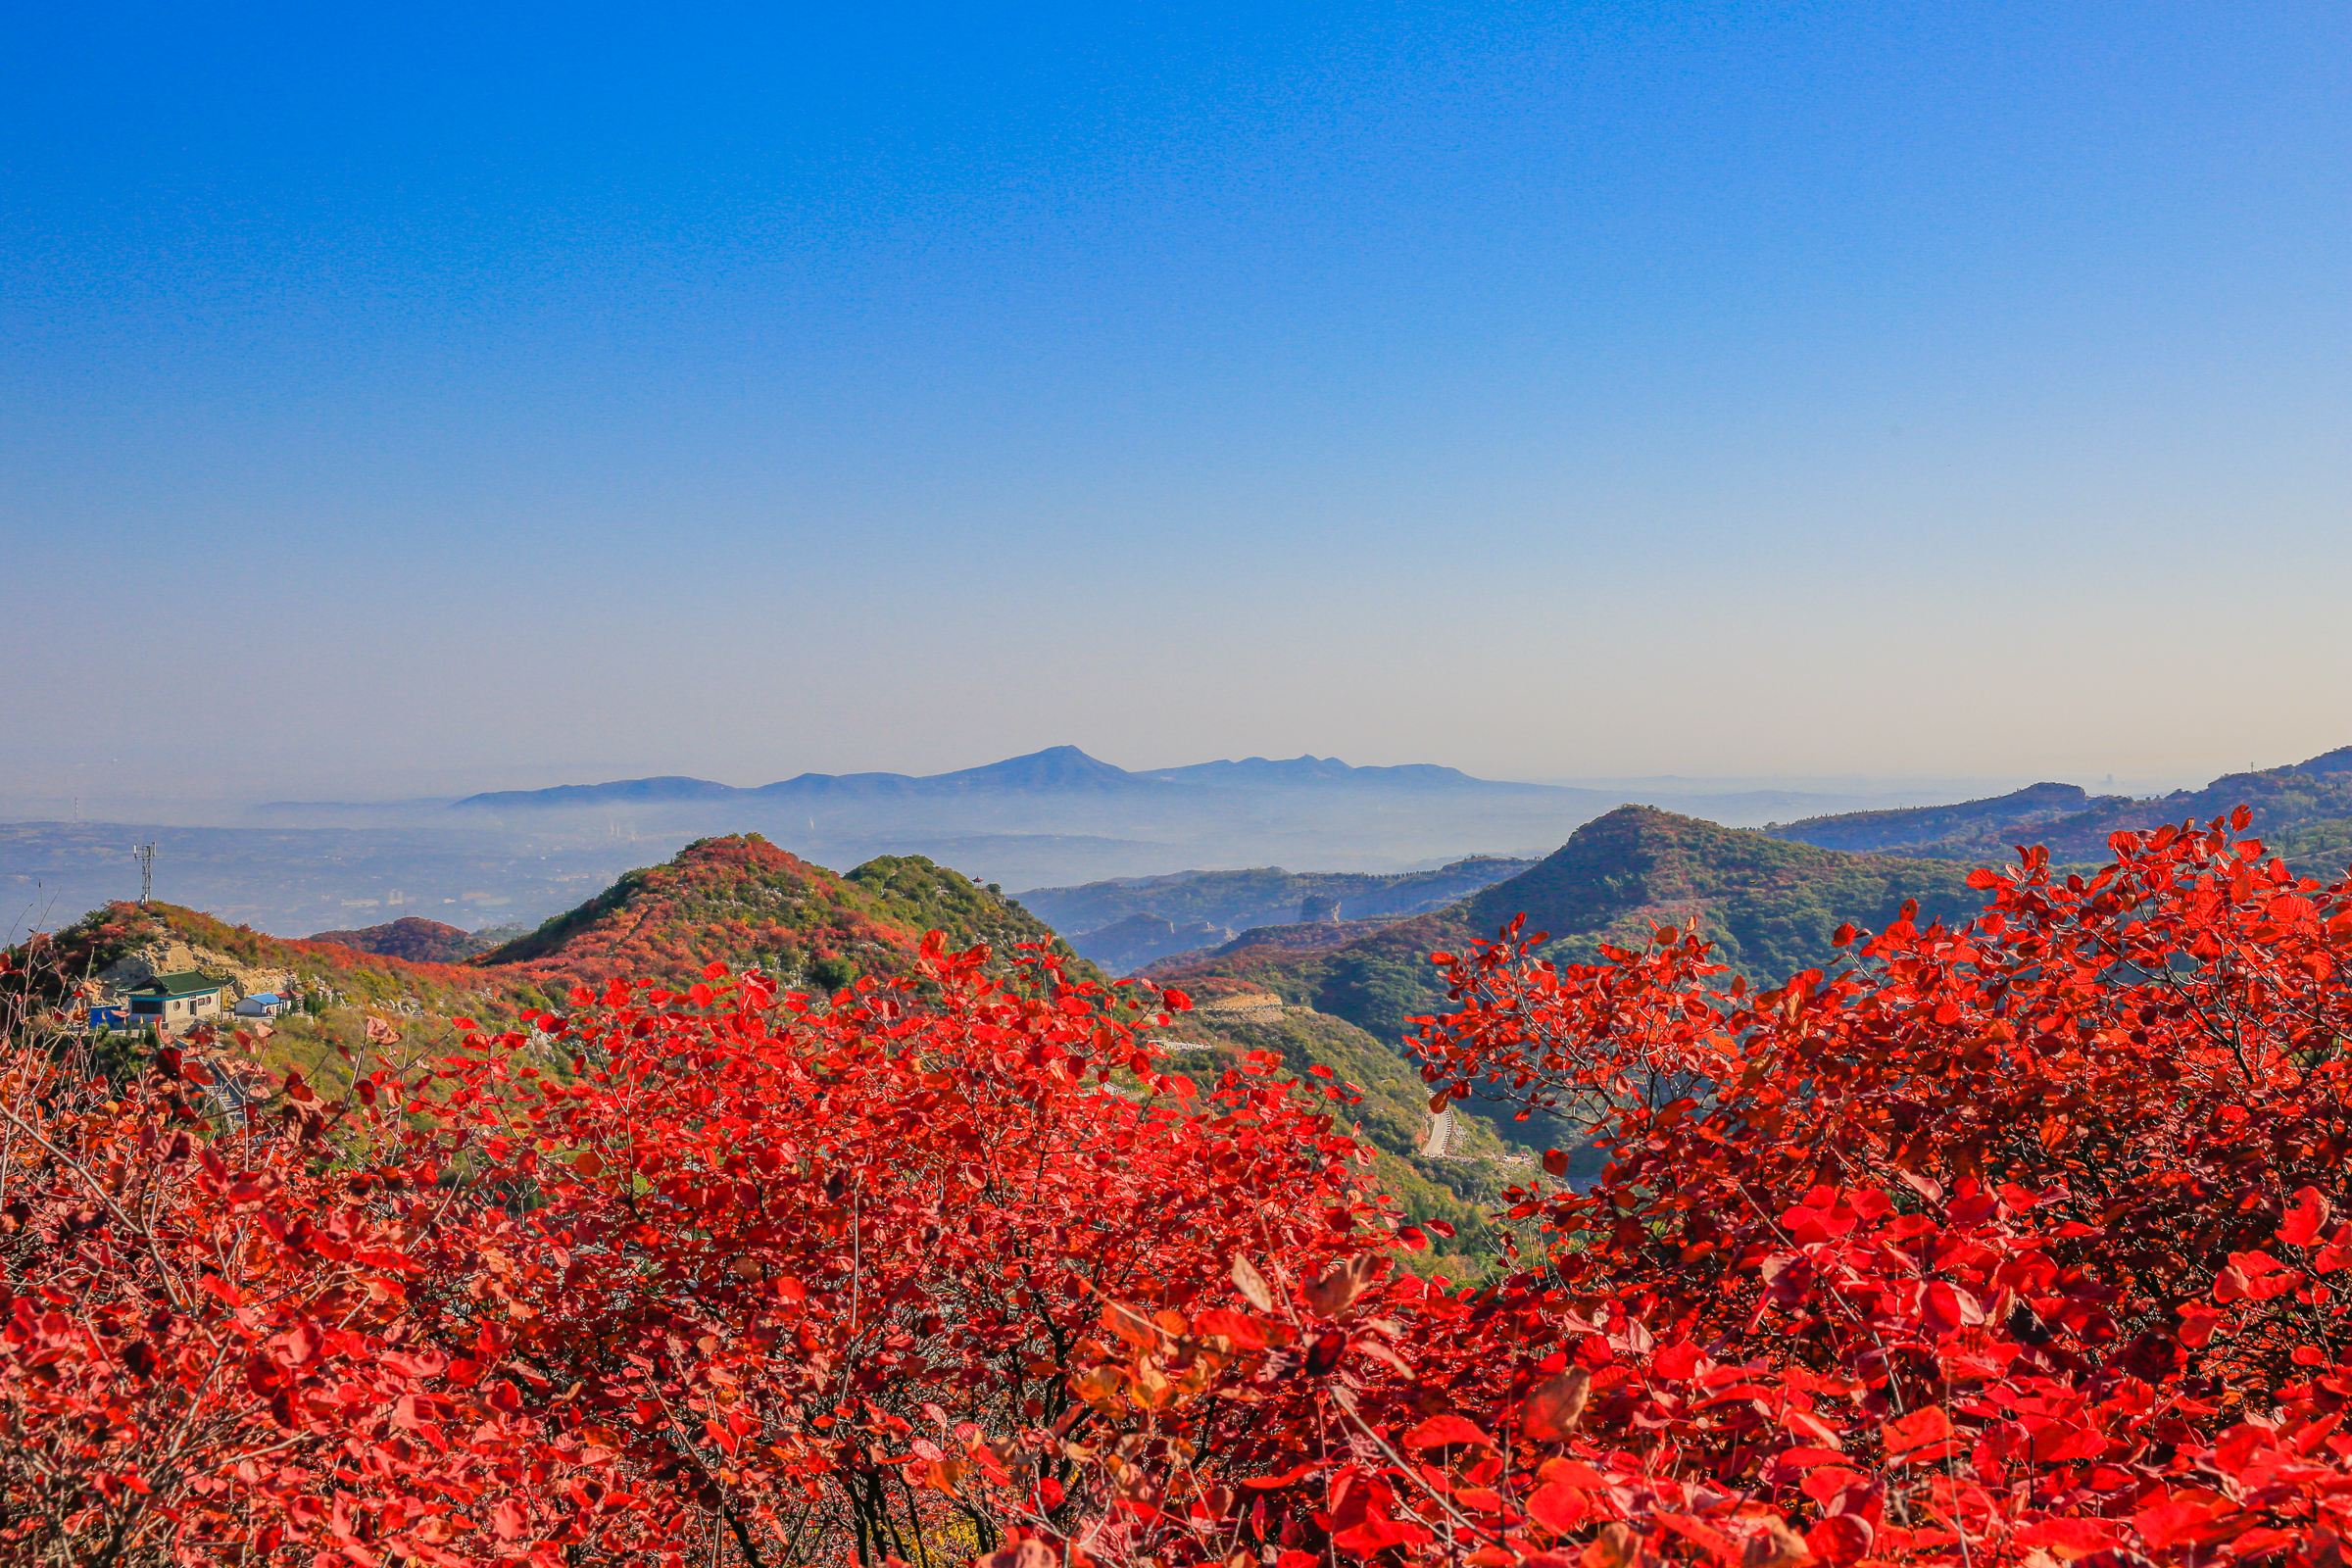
xmin=475 ymin=835 xmax=1075 ymax=993
xmin=306 ymin=915 xmax=495 ymax=963
xmin=1773 ymin=745 xmax=2352 ymax=869
xmin=1155 ymin=805 xmax=1977 ymax=1064
xmin=1019 ymin=856 xmax=1533 ymax=969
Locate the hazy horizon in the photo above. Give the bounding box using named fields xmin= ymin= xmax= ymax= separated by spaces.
xmin=0 ymin=736 xmax=2241 ymax=827
xmin=6 ymin=6 xmax=2348 ymax=807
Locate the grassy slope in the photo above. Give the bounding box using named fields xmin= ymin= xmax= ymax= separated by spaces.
xmin=842 ymin=854 xmax=1087 ymax=971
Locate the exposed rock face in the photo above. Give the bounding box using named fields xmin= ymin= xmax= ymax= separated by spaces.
xmin=95 ymin=937 xmax=291 ymax=1004
xmin=1297 ymin=893 xmax=1343 ymax=923
xmin=1195 ymin=989 xmax=1287 ymax=1022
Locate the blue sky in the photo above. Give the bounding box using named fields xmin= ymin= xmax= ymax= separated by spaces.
xmin=3 ymin=3 xmax=2347 ymax=806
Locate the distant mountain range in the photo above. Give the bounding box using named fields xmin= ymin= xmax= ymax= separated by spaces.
xmin=18 ymin=743 xmax=2352 ymax=951
xmin=447 ymin=748 xmax=1523 ymax=811
xmin=1770 ymin=746 xmax=2352 ymax=869
xmin=1019 ymin=857 xmax=1537 ymax=971
xmin=396 ymin=746 xmax=1993 ymax=894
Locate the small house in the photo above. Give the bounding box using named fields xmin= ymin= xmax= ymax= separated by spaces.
xmin=126 ymin=971 xmax=224 ymax=1027
xmin=234 ymin=992 xmax=289 ymax=1018
xmin=86 ymin=1004 xmax=130 ymax=1032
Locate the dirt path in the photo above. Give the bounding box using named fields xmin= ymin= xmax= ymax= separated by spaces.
xmin=1418 ymin=1104 xmax=1453 ymax=1158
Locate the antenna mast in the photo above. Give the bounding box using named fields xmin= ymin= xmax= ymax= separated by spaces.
xmin=133 ymin=842 xmax=156 ymax=905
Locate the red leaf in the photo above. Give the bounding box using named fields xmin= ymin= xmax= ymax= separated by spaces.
xmin=1402 ymin=1414 xmax=1493 ymax=1450
xmin=1230 ymin=1254 xmax=1275 ymax=1312
xmin=1880 ymin=1405 xmax=1953 ymax=1459
xmin=2280 ymin=1186 xmax=2331 ymax=1248
xmin=1524 ymin=1480 xmax=1590 ymax=1534
xmin=1521 ymin=1367 xmax=1591 ymax=1442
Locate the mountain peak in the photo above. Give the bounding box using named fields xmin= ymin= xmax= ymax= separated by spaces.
xmin=309 ymin=915 xmax=488 ymax=963
xmin=1138 ymin=755 xmax=1491 ymax=790
xmin=1467 ymin=804 xmax=1948 ymax=937
xmin=939 ymin=746 xmax=1141 ymax=791
xmin=1767 ymin=781 xmax=2095 ymax=857
xmin=473 ymin=832 xmax=1075 ymax=990
xmin=473 ymin=833 xmax=874 ymax=981
xmin=454 ymin=774 xmax=736 ymax=810
xmin=1009 ymin=744 xmax=1119 ymax=771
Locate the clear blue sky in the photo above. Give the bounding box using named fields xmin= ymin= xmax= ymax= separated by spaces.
xmin=3 ymin=3 xmax=2347 ymax=807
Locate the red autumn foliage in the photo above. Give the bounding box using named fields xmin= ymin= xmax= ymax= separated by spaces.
xmin=9 ymin=808 xmax=2352 ymax=1566
xmin=0 ymin=936 xmax=1387 ymax=1565
xmin=1046 ymin=810 xmax=2352 ymax=1566
xmin=467 ymin=834 xmax=935 ymax=991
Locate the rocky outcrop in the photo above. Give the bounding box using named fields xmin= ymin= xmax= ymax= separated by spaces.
xmin=1195 ymin=989 xmax=1287 ymax=1022
xmin=95 ymin=937 xmax=291 ymax=1004
xmin=1068 ymin=913 xmax=1233 ymax=973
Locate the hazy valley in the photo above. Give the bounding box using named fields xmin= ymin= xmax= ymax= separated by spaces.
xmin=18 ymin=740 xmax=2352 ymax=1241
xmin=2 ymin=745 xmax=2036 ymax=945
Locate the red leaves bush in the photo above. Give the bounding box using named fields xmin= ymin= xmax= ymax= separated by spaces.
xmin=0 ymin=935 xmax=1388 ymax=1564
xmin=1013 ymin=813 xmax=2352 ymax=1566
xmin=12 ymin=810 xmax=2352 ymax=1565
xmin=0 ymin=1045 xmax=644 ymax=1566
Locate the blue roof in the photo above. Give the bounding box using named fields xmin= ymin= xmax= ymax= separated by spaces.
xmin=246 ymin=992 xmax=282 ymax=1004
